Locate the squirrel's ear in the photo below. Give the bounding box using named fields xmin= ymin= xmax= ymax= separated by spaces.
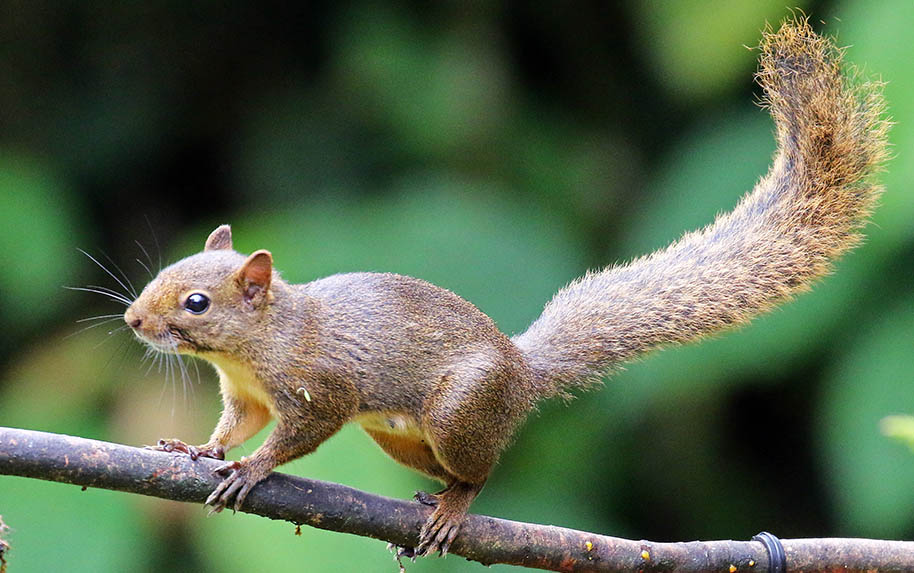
xmin=238 ymin=249 xmax=273 ymax=303
xmin=205 ymin=225 xmax=233 ymax=251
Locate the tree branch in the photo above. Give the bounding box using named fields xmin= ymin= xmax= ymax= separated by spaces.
xmin=0 ymin=427 xmax=911 ymax=572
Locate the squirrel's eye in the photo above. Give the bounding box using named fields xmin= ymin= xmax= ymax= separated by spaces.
xmin=184 ymin=293 xmax=210 ymax=314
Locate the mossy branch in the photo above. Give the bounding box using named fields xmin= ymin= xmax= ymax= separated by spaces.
xmin=1 ymin=426 xmax=912 ymax=572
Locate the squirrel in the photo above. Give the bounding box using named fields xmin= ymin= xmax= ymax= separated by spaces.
xmin=124 ymin=19 xmax=888 ymax=557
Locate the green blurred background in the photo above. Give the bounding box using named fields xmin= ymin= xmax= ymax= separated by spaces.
xmin=1 ymin=1 xmax=912 ymax=571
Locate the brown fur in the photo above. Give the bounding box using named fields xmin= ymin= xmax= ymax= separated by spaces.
xmin=124 ymin=19 xmax=888 ymax=557
xmin=514 ymin=18 xmax=890 ymax=395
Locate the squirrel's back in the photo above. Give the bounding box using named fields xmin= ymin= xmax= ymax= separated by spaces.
xmin=300 ymin=272 xmax=529 ymax=410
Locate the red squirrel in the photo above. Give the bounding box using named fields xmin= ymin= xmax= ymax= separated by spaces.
xmin=124 ymin=19 xmax=888 ymax=556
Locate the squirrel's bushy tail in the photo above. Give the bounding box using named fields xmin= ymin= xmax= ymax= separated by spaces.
xmin=512 ymin=17 xmax=890 ymax=398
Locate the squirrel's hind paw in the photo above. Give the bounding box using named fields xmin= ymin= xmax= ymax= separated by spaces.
xmin=414 ymin=481 xmax=481 ymax=556
xmin=416 ymin=508 xmax=463 ymax=557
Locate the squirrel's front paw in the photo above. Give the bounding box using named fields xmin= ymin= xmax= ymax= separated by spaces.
xmin=205 ymin=458 xmax=267 ymax=513
xmin=146 ymin=439 xmax=225 ymax=461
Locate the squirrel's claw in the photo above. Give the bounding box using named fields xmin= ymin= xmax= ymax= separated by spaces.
xmin=147 ymin=438 xmax=200 ymax=459
xmin=146 ymin=438 xmax=225 ymax=461
xmin=197 ymin=444 xmax=226 ymax=460
xmin=416 ymin=507 xmax=462 ymax=557
xmin=205 ymin=459 xmax=262 ymax=513
xmin=413 ymin=490 xmax=440 ymax=507
xmin=415 ymin=481 xmax=477 ymax=556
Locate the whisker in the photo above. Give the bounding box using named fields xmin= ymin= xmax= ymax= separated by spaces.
xmin=143 ymin=341 xmax=169 ymax=376
xmin=93 ymin=324 xmax=130 ymax=349
xmin=84 ymin=284 xmax=134 ymax=302
xmin=101 ymin=250 xmax=138 ymax=299
xmin=144 ymin=215 xmax=163 ymax=273
xmin=63 ymin=316 xmax=125 ymax=339
xmin=99 ymin=335 xmax=133 ymax=380
xmin=76 ymin=248 xmax=135 ymax=303
xmin=156 ymin=348 xmax=166 ymax=373
xmin=107 ymin=324 xmax=130 ymax=336
xmin=65 ymin=285 xmax=132 ymax=304
xmin=64 ymin=286 xmax=132 ymax=307
xmin=76 ymin=313 xmax=124 ymax=323
xmin=135 ymin=258 xmax=153 ymax=279
xmin=156 ymin=353 xmax=169 ymax=408
xmin=191 ymin=356 xmax=202 ymax=386
xmin=167 ymin=351 xmax=177 ymax=418
xmin=188 ymin=356 xmax=201 ymax=414
xmin=146 ymin=350 xmax=161 ymax=376
xmin=174 ymin=351 xmax=192 ymax=406
xmin=135 ymin=240 xmax=155 ymax=279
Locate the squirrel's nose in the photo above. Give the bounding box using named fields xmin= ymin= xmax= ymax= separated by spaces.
xmin=124 ymin=309 xmax=142 ymax=329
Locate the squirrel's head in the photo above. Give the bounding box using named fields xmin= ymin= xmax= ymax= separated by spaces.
xmin=124 ymin=224 xmax=276 ymax=355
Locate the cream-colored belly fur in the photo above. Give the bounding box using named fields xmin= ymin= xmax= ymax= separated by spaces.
xmin=203 ymin=353 xmax=277 ymax=418
xmin=202 ymin=352 xmax=425 ymax=442
xmin=356 ymin=411 xmax=427 ymax=442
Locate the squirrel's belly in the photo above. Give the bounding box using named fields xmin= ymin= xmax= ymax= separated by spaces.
xmin=356 ymin=411 xmax=427 ymax=442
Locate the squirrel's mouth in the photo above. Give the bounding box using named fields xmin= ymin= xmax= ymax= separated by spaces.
xmin=131 ymin=330 xmax=181 ymax=354
xmin=130 ymin=326 xmax=199 ymax=355
xmin=167 ymin=326 xmax=208 ymax=353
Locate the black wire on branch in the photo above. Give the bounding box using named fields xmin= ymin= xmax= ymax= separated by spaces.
xmin=0 ymin=426 xmax=912 ymax=572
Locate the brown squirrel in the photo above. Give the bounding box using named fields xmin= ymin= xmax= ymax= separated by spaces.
xmin=124 ymin=19 xmax=888 ymax=557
